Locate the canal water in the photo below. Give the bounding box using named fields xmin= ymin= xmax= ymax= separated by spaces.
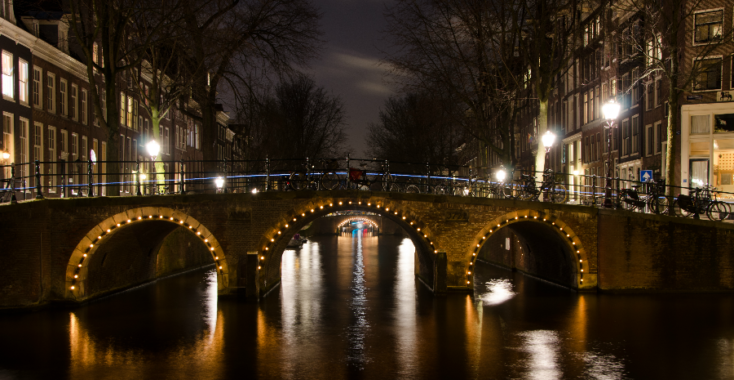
xmin=1 ymin=233 xmax=734 ymax=379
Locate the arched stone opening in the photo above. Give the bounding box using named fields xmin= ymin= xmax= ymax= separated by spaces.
xmin=255 ymin=198 xmax=438 ymax=295
xmin=65 ymin=207 xmax=229 ymax=301
xmin=465 ymin=210 xmax=588 ymax=290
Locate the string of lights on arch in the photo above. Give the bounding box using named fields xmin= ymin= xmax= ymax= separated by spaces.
xmin=258 ymin=200 xmax=438 ymax=272
xmin=465 ymin=211 xmax=587 ymax=287
xmin=336 ymin=217 xmax=379 ymax=230
xmin=69 ymin=212 xmax=226 ymax=291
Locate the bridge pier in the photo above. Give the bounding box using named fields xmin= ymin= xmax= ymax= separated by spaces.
xmin=433 ymin=251 xmax=447 ymax=295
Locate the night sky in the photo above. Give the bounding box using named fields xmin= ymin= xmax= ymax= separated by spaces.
xmin=306 ymin=0 xmax=396 ymax=156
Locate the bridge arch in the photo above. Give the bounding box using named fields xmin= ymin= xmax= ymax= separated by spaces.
xmin=254 ymin=197 xmax=440 ymax=290
xmin=65 ymin=207 xmax=229 ymax=300
xmin=466 ymin=209 xmax=589 ymax=289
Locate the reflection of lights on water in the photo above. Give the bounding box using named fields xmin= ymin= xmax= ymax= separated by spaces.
xmin=718 ymin=339 xmax=734 ymax=379
xmin=395 ymin=238 xmax=416 ymax=373
xmin=203 ymin=269 xmax=218 ymax=340
xmin=479 ymin=279 xmax=516 ymax=306
xmin=580 ymin=350 xmax=626 ymax=380
xmin=518 ymin=330 xmax=561 ymax=380
xmin=347 ymin=232 xmax=369 ymax=369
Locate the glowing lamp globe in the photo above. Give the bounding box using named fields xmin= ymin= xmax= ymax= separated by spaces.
xmin=215 ymin=176 xmax=225 ymax=189
xmin=146 ymin=140 xmax=160 ymax=160
xmin=496 ymin=169 xmax=507 ymax=182
xmin=602 ymin=100 xmax=621 ymax=121
xmin=542 ymin=131 xmax=556 ymax=149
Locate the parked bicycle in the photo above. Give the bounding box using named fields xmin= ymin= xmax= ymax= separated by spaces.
xmin=673 ymin=185 xmax=731 ymax=221
xmin=347 ymin=160 xmax=397 ymax=191
xmin=511 ymin=169 xmax=567 ymax=203
xmin=618 ymin=179 xmax=668 ymax=214
xmin=287 ymin=158 xmax=341 ymax=191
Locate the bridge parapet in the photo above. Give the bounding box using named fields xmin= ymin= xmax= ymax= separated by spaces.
xmin=1 ymin=191 xmax=733 ymax=309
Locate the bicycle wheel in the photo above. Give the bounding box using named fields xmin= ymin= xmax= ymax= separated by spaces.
xmin=501 ymin=183 xmax=516 ymax=199
xmin=516 ymin=180 xmax=536 ymax=201
xmin=321 ymin=172 xmax=340 ymax=190
xmin=380 ymin=173 xmax=397 ymax=192
xmin=672 ymin=199 xmax=693 ymax=218
xmin=550 ymin=184 xmax=567 ymax=204
xmin=405 ymin=183 xmax=420 ymax=194
xmin=619 ymin=192 xmax=636 ymax=211
xmin=433 ymin=185 xmax=448 ymax=195
xmin=647 ymin=195 xmax=669 ymax=215
xmin=707 ymin=201 xmax=731 ymax=221
xmin=288 ymin=171 xmax=308 ymax=191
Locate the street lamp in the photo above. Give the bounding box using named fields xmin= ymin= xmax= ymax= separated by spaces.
xmin=146 ymin=140 xmax=160 ymax=195
xmin=495 ymin=168 xmax=506 ymax=182
xmin=215 ymin=176 xmax=225 ymax=193
xmin=1 ymin=151 xmax=9 ymax=160
xmin=602 ymin=100 xmax=621 ymax=208
xmin=541 ymin=131 xmax=556 ymax=201
xmin=541 ymin=130 xmax=555 ymax=171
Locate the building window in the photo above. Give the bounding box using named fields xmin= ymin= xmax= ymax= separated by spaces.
xmin=694 ymin=10 xmax=723 ymax=44
xmin=622 ymin=118 xmax=630 ymax=156
xmin=632 ymin=116 xmax=639 ymax=154
xmin=583 ymin=92 xmax=588 ymax=125
xmin=2 ymin=51 xmax=13 ymax=99
xmin=47 ymin=73 xmax=55 ymax=113
xmin=19 ymin=118 xmax=28 ymax=180
xmin=120 ymin=91 xmax=126 ymax=126
xmin=33 ymin=67 xmax=42 ymax=108
xmin=133 ymin=100 xmax=138 ymax=131
xmin=127 ymin=96 xmax=133 ymax=128
xmin=71 ymin=85 xmax=78 ymax=120
xmin=34 ymin=122 xmax=43 ymax=186
xmin=18 ymin=59 xmax=28 ymax=105
xmin=60 ymin=79 xmax=68 ymax=116
xmin=647 ymin=83 xmax=655 ymax=110
xmin=164 ymin=127 xmax=169 ymax=154
xmin=2 ymin=113 xmax=12 ymax=177
xmin=693 ymin=58 xmax=722 ymax=91
xmin=81 ymin=89 xmax=88 ymax=125
xmin=92 ymin=43 xmax=99 ymax=67
xmin=655 ymin=79 xmax=662 ymax=106
xmin=47 ymin=126 xmax=56 ymax=191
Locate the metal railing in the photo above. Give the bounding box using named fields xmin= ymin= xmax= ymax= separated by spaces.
xmin=2 ymin=157 xmax=732 ymax=222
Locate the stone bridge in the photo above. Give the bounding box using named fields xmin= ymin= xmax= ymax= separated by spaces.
xmin=1 ymin=190 xmax=733 ymax=309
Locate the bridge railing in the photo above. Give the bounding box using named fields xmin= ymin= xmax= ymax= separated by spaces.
xmin=2 ymin=158 xmax=733 ymax=221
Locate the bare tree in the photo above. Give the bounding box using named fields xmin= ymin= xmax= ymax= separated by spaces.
xmin=384 ymin=0 xmax=529 ymax=171
xmin=66 ymin=0 xmax=180 ymax=194
xmin=246 ymin=75 xmax=347 ymax=160
xmin=614 ymin=0 xmax=734 ymax=200
xmin=367 ymin=93 xmax=462 ymax=168
xmin=179 ymin=0 xmax=322 ymax=173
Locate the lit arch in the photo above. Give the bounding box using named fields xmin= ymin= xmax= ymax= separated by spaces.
xmin=255 ymin=197 xmax=440 ymax=285
xmin=464 ymin=209 xmax=588 ymax=289
xmin=65 ymin=207 xmax=229 ymax=300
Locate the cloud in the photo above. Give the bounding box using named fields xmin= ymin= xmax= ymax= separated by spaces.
xmin=357 ymin=80 xmax=393 ymax=95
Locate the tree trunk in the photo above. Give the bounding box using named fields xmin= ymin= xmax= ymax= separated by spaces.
xmin=534 ymin=98 xmax=549 ymax=182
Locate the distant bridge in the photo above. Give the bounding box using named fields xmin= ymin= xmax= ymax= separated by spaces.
xmin=1 ymin=190 xmax=733 ymax=309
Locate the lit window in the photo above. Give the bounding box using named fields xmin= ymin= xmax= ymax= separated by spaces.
xmin=18 ymin=60 xmax=28 ymax=104
xmin=2 ymin=51 xmax=13 ymax=99
xmin=694 ymin=10 xmax=723 ymax=44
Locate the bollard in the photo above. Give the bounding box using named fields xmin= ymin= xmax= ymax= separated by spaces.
xmin=180 ymin=159 xmax=186 ymax=195
xmin=265 ymin=156 xmax=270 ymax=192
xmin=346 ymin=153 xmax=351 ymax=189
xmin=135 ymin=161 xmax=142 ymax=196
xmin=34 ymin=160 xmax=44 ymax=199
xmin=9 ymin=163 xmax=17 ymax=204
xmin=59 ymin=159 xmax=66 ymax=198
xmin=88 ymin=157 xmax=94 ymax=197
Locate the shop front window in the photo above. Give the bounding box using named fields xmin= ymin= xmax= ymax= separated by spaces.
xmin=713 ymin=139 xmax=734 ymax=197
xmin=714 ymin=113 xmax=734 ymax=133
xmin=690 ymin=159 xmax=710 ymax=187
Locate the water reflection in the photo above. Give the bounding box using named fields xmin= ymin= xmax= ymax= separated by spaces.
xmin=395 ymin=238 xmax=417 ymax=376
xmin=517 ymin=330 xmax=562 ymax=380
xmin=2 ymin=236 xmax=734 ymax=379
xmin=67 ymin=269 xmax=225 ymax=379
xmin=478 ymin=278 xmax=516 ymax=306
xmin=346 ymin=232 xmax=369 ymax=369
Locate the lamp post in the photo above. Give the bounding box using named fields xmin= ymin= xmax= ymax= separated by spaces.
xmin=602 ymin=100 xmax=621 ymax=208
xmin=146 ymin=140 xmax=160 ymax=195
xmin=541 ymin=131 xmax=555 ymax=201
xmin=215 ymin=176 xmax=225 ymax=193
